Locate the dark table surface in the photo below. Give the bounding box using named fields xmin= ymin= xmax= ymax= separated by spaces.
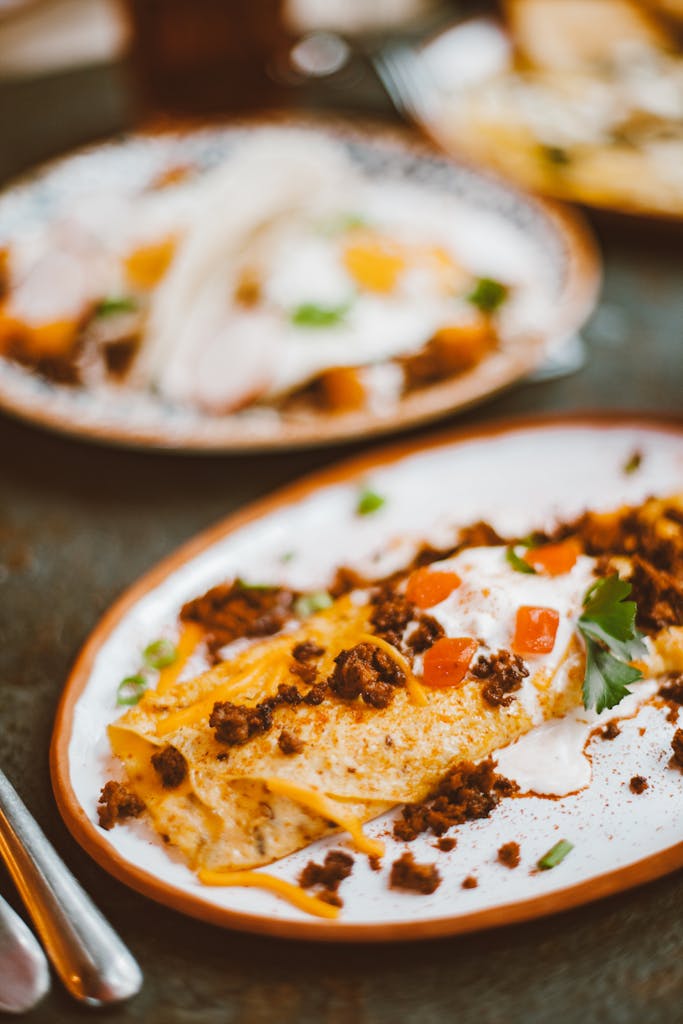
xmin=0 ymin=56 xmax=682 ymax=1024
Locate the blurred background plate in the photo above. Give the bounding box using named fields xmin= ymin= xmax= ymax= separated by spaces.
xmin=0 ymin=117 xmax=600 ymax=453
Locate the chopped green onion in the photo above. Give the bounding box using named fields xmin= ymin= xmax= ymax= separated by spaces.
xmin=116 ymin=675 xmax=148 ymax=706
xmin=234 ymin=577 xmax=274 ymax=591
xmin=143 ymin=638 xmax=177 ymax=670
xmin=537 ymin=839 xmax=574 ymax=870
xmin=623 ymin=450 xmax=642 ymax=475
xmin=467 ymin=278 xmax=509 ymax=314
xmin=294 ymin=591 xmax=334 ymax=618
xmin=356 ymin=488 xmax=386 ymax=516
xmin=291 ymin=302 xmax=350 ymax=328
xmin=505 ymin=545 xmax=537 ymax=575
xmin=95 ymin=296 xmax=138 ymax=317
xmin=280 ymin=551 xmax=296 ymax=564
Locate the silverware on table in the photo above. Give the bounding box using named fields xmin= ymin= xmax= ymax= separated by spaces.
xmin=0 ymin=770 xmax=142 ymax=1007
xmin=0 ymin=891 xmax=50 ymax=1014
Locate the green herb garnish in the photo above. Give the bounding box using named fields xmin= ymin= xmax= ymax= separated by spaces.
xmin=234 ymin=578 xmax=275 ymax=591
xmin=623 ymin=450 xmax=642 ymax=475
xmin=356 ymin=488 xmax=386 ymax=516
xmin=291 ymin=302 xmax=350 ymax=328
xmin=116 ymin=674 xmax=148 ymax=706
xmin=280 ymin=551 xmax=296 ymax=564
xmin=143 ymin=638 xmax=177 ymax=670
xmin=467 ymin=277 xmax=508 ymax=314
xmin=95 ymin=296 xmax=138 ymax=317
xmin=319 ymin=212 xmax=369 ymax=235
xmin=505 ymin=544 xmax=537 ymax=574
xmin=294 ymin=591 xmax=333 ymax=618
xmin=537 ymin=839 xmax=573 ymax=870
xmin=578 ymin=575 xmax=646 ymax=713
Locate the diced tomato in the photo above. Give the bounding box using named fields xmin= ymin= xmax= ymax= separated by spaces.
xmin=512 ymin=606 xmax=560 ymax=655
xmin=523 ymin=538 xmax=581 ymax=576
xmin=422 ymin=637 xmax=478 ymax=688
xmin=405 ymin=568 xmax=462 ymax=609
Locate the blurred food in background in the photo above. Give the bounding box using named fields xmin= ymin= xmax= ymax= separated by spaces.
xmin=0 ymin=124 xmax=565 ymax=422
xmin=419 ymin=0 xmax=683 ymax=217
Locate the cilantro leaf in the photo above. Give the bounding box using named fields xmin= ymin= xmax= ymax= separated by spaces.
xmin=505 ymin=545 xmax=536 ymax=574
xmin=579 ymin=575 xmax=647 ymax=662
xmin=578 ymin=574 xmax=646 ymax=712
xmin=582 ymin=639 xmax=643 ymax=714
xmin=95 ymin=296 xmax=138 ymax=317
xmin=291 ymin=302 xmax=349 ymax=328
xmin=467 ymin=277 xmax=508 ymax=314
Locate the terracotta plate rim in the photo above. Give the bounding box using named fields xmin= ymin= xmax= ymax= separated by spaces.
xmin=50 ymin=410 xmax=683 ymax=942
xmin=0 ymin=114 xmax=600 ymax=454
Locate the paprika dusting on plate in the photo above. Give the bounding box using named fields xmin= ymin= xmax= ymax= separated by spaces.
xmin=512 ymin=607 xmax=559 ymax=655
xmin=423 ymin=637 xmax=478 ymax=688
xmin=523 ymin=539 xmax=581 ymax=576
xmin=405 ymin=568 xmax=462 ymax=609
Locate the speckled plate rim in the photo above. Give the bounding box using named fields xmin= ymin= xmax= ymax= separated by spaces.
xmin=0 ymin=114 xmax=601 ymax=453
xmin=50 ymin=410 xmax=683 ymax=942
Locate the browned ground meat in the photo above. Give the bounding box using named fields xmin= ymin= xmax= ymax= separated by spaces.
xmin=471 ymin=649 xmax=529 ymax=708
xmin=97 ymin=781 xmax=145 ymax=830
xmin=292 ymin=640 xmax=325 ymax=662
xmin=600 ymin=720 xmax=621 ymax=741
xmin=462 ymin=875 xmax=478 ymax=889
xmin=328 ymin=566 xmax=371 ymax=598
xmin=180 ymin=581 xmax=297 ymax=658
xmin=209 ymin=701 xmax=272 ymax=746
xmin=389 ymin=852 xmax=441 ymax=895
xmin=299 ymin=850 xmax=354 ymax=891
xmin=437 ymin=837 xmax=457 ymax=852
xmin=369 ymin=592 xmax=416 ymax=648
xmin=303 ymin=682 xmax=328 ymax=705
xmin=368 ymin=854 xmax=382 ymax=871
xmin=497 ymin=841 xmax=521 ymax=868
xmin=317 ymin=890 xmax=343 ymax=908
xmin=671 ymin=728 xmax=683 ymax=768
xmin=329 ymin=642 xmax=405 ymax=708
xmin=278 ymin=730 xmax=304 ymax=755
xmin=628 ymin=556 xmax=683 ymax=634
xmin=394 ymin=759 xmax=516 ymax=841
xmin=289 ymin=640 xmax=325 ymax=685
xmin=405 ymin=615 xmax=445 ymax=655
xmin=629 ymin=775 xmax=648 ymax=794
xmin=150 ymin=746 xmax=187 ymax=788
xmin=660 ymin=675 xmax=683 ymax=706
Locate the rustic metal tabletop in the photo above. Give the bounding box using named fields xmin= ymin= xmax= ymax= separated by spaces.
xmin=0 ymin=55 xmax=681 ymax=1024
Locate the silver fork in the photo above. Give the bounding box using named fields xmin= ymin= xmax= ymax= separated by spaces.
xmin=0 ymin=770 xmax=143 ymax=1007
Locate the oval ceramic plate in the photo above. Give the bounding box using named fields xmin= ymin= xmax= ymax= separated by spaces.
xmin=0 ymin=118 xmax=599 ymax=452
xmin=52 ymin=413 xmax=683 ymax=941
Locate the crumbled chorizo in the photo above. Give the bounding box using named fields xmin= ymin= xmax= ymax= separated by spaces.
xmin=629 ymin=775 xmax=648 ymax=794
xmin=97 ymin=781 xmax=144 ymax=831
xmin=389 ymin=852 xmax=441 ymax=895
xmin=278 ymin=730 xmax=304 ymax=755
xmin=600 ymin=720 xmax=621 ymax=741
xmin=405 ymin=615 xmax=445 ymax=655
xmin=329 ymin=641 xmax=405 ymax=708
xmin=393 ymin=759 xmax=516 ymax=841
xmin=299 ymin=850 xmax=354 ymax=891
xmin=497 ymin=841 xmax=521 ymax=868
xmin=471 ymin=649 xmax=529 ymax=708
xmin=462 ymin=875 xmax=478 ymax=889
xmin=209 ymin=701 xmax=272 ymax=746
xmin=180 ymin=581 xmax=297 ymax=658
xmin=437 ymin=836 xmax=456 ymax=852
xmin=150 ymin=746 xmax=187 ymax=788
xmin=369 ymin=591 xmax=416 ymax=648
xmin=671 ymin=728 xmax=683 ymax=769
